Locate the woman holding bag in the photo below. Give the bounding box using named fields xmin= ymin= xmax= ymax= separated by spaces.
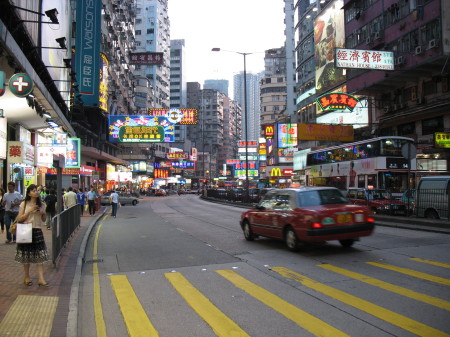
xmin=15 ymin=184 xmax=49 ymax=287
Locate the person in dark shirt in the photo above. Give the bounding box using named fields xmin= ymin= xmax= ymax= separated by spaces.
xmin=44 ymin=189 xmax=57 ymax=230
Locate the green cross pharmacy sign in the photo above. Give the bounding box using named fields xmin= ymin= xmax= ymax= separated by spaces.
xmin=9 ymin=73 xmax=34 ymax=97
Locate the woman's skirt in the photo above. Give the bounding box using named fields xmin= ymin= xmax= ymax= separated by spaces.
xmin=15 ymin=228 xmax=49 ymax=264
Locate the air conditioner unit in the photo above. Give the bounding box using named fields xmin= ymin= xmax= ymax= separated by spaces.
xmin=395 ymin=56 xmax=405 ymax=65
xmin=415 ymin=46 xmax=423 ymax=55
xmin=374 ymin=31 xmax=382 ymax=40
xmin=428 ymin=39 xmax=438 ymax=49
xmin=366 ymin=36 xmax=372 ymax=44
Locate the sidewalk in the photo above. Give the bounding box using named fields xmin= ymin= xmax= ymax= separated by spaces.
xmin=0 ymin=207 xmax=107 ymax=337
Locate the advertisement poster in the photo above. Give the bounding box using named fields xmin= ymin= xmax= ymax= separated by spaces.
xmin=314 ymin=0 xmax=345 ymax=94
xmin=277 ymin=123 xmax=298 ymax=148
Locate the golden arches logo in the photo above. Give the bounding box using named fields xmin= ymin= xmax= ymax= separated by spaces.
xmin=270 ymin=167 xmax=282 ymax=177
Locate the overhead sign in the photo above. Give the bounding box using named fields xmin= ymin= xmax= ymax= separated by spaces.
xmin=65 ymin=138 xmax=81 ymax=168
xmin=148 ymin=108 xmax=198 ymax=125
xmin=277 ymin=123 xmax=298 ymax=148
xmin=298 ymin=123 xmax=354 ymax=142
xmin=316 ymin=92 xmax=360 ymax=112
xmin=335 ymin=48 xmax=394 ymax=71
xmin=435 ymin=132 xmax=450 ymax=148
xmin=0 ymin=71 xmax=5 ymax=96
xmin=166 ymin=152 xmax=189 ymax=160
xmin=8 ymin=73 xmax=34 ymax=97
xmin=129 ymin=52 xmax=164 ymax=65
xmin=7 ymin=141 xmax=35 ymax=165
xmin=109 ymin=115 xmax=176 ymax=143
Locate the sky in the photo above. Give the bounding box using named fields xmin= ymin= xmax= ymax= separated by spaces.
xmin=168 ymin=0 xmax=286 ymax=98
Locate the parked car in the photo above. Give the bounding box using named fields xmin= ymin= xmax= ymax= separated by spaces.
xmin=401 ymin=189 xmax=416 ymax=214
xmin=154 ymin=189 xmax=167 ymax=196
xmin=100 ymin=191 xmax=139 ymax=206
xmin=240 ymin=187 xmax=375 ymax=251
xmin=416 ymin=176 xmax=450 ymax=219
xmin=346 ymin=188 xmax=407 ymax=215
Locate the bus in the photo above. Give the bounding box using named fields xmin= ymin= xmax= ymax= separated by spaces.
xmin=303 ymin=136 xmax=415 ymax=193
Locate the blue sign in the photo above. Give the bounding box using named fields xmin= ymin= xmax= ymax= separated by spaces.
xmin=75 ymin=0 xmax=101 ymax=106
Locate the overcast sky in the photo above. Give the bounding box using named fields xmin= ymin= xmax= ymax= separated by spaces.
xmin=168 ymin=0 xmax=286 ymax=97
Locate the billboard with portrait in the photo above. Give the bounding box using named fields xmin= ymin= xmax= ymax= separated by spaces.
xmin=314 ymin=0 xmax=345 ymax=95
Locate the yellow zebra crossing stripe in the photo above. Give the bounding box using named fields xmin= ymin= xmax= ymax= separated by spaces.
xmin=216 ymin=269 xmax=350 ymax=337
xmin=367 ymin=262 xmax=450 ymax=286
xmin=165 ymin=272 xmax=250 ymax=337
xmin=318 ymin=264 xmax=450 ymax=311
xmin=271 ymin=266 xmax=450 ymax=337
xmin=410 ymin=258 xmax=450 ymax=269
xmin=109 ymin=275 xmax=160 ymax=337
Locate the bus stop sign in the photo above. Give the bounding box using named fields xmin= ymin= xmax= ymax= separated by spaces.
xmin=401 ymin=143 xmax=417 ymax=160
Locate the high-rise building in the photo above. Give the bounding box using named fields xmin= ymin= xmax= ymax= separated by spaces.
xmin=233 ymin=72 xmax=262 ymax=141
xmin=134 ymin=0 xmax=170 ymax=109
xmin=204 ymin=79 xmax=229 ymax=96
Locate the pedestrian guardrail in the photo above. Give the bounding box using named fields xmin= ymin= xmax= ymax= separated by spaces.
xmin=51 ymin=205 xmax=81 ymax=265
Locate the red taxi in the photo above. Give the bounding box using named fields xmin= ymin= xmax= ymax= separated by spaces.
xmin=240 ymin=187 xmax=375 ymax=251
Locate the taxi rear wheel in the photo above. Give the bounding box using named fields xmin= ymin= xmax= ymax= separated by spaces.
xmin=243 ymin=221 xmax=254 ymax=241
xmin=285 ymin=227 xmax=300 ymax=251
xmin=339 ymin=239 xmax=355 ymax=248
xmin=132 ymin=200 xmax=138 ymax=206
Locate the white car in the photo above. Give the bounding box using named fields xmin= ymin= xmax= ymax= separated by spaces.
xmin=100 ymin=192 xmax=139 ymax=206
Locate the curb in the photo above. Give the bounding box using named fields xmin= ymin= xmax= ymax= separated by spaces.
xmin=66 ymin=208 xmax=108 ymax=337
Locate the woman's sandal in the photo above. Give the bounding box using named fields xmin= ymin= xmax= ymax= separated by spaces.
xmin=38 ymin=282 xmax=50 ymax=287
xmin=23 ymin=279 xmax=33 ymax=286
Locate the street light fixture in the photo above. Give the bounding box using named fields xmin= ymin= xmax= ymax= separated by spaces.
xmin=212 ymin=47 xmax=251 ymax=201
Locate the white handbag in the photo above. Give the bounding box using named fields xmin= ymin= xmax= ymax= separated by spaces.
xmin=16 ymin=223 xmax=33 ymax=244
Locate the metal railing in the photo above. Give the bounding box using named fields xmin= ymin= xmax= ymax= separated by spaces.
xmin=51 ymin=205 xmax=81 ymax=265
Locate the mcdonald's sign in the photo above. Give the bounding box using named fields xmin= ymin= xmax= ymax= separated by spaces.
xmin=264 ymin=125 xmax=274 ymax=138
xmin=270 ymin=167 xmax=282 ymax=177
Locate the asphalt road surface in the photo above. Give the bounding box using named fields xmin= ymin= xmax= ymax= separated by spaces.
xmin=78 ymin=194 xmax=450 ymax=337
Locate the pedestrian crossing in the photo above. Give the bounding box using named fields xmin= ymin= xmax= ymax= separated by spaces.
xmin=96 ymin=257 xmax=450 ymax=337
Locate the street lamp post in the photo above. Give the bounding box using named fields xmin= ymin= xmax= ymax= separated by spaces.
xmin=212 ymin=48 xmax=250 ymax=202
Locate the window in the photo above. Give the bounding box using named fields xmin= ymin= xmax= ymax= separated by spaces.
xmin=422 ymin=117 xmax=443 ymax=135
xmin=135 ymin=30 xmax=141 ymax=35
xmin=147 ymin=28 xmax=154 ymax=34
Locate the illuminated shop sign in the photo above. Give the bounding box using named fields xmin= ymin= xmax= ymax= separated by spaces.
xmin=148 ymin=108 xmax=198 ymax=124
xmin=238 ymin=140 xmax=258 ymax=147
xmin=435 ymin=132 xmax=450 ymax=148
xmin=277 ymin=123 xmax=298 ymax=148
xmin=316 ymin=92 xmax=359 ymax=112
xmin=264 ymin=125 xmax=274 ymax=138
xmin=65 ymin=138 xmax=81 ymax=168
xmin=335 ymin=48 xmax=394 ymax=71
xmin=298 ymin=123 xmax=354 ymax=142
xmin=166 ymin=152 xmax=189 ymax=160
xmin=171 ymin=161 xmax=195 ymax=170
xmin=99 ymin=53 xmax=109 ymax=113
xmin=235 ymin=170 xmax=259 ymax=177
xmin=109 ymin=115 xmax=175 ymax=143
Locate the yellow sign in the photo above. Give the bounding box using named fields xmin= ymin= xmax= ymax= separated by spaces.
xmin=298 ymin=123 xmax=354 ymax=142
xmin=24 ymin=176 xmax=34 ymax=188
xmin=435 ymin=132 xmax=450 ymax=148
xmin=270 ymin=167 xmax=282 ymax=177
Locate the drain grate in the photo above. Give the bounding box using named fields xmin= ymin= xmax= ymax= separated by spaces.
xmin=83 ymin=258 xmax=104 ymax=263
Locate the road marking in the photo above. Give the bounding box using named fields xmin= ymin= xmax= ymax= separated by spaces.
xmin=216 ymin=269 xmax=350 ymax=337
xmin=410 ymin=258 xmax=450 ymax=269
xmin=367 ymin=262 xmax=450 ymax=286
xmin=271 ymin=266 xmax=450 ymax=337
xmin=109 ymin=275 xmax=160 ymax=337
xmin=165 ymin=272 xmax=250 ymax=337
xmin=318 ymin=264 xmax=450 ymax=311
xmin=0 ymin=295 xmax=58 ymax=336
xmin=93 ymin=221 xmax=107 ymax=337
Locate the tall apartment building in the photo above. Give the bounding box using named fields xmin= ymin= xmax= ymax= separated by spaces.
xmin=170 ymin=39 xmax=187 ymax=144
xmin=233 ymin=72 xmax=262 ymax=141
xmin=220 ymin=96 xmax=242 ymax=170
xmin=204 ymin=79 xmax=229 ymax=96
xmin=134 ymin=0 xmax=170 ymax=109
xmin=284 ymin=0 xmax=297 ymax=118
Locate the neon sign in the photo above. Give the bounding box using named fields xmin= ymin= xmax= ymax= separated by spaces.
xmin=316 ymin=92 xmax=360 ymax=112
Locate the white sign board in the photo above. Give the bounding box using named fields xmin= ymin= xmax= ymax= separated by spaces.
xmin=335 ymin=48 xmax=394 ymax=71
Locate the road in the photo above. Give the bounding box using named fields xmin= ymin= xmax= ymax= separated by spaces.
xmin=78 ymin=194 xmax=450 ymax=337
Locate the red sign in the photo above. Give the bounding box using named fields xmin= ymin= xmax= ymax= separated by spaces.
xmin=129 ymin=52 xmax=164 ymax=65
xmin=238 ymin=140 xmax=258 ymax=147
xmin=283 ymin=169 xmax=294 ymax=176
xmin=264 ymin=125 xmax=275 ymax=138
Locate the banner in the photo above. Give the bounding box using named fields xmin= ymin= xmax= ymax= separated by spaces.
xmin=298 ymin=124 xmax=354 ymax=142
xmin=75 ymin=0 xmax=102 ymax=106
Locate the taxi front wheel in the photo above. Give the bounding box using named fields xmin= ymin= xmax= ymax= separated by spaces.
xmin=243 ymin=221 xmax=254 ymax=241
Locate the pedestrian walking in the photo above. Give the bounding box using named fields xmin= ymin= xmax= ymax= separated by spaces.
xmin=15 ymin=184 xmax=49 ymax=287
xmin=0 ymin=188 xmax=5 ymax=235
xmin=63 ymin=187 xmax=78 ymax=210
xmin=87 ymin=187 xmax=97 ymax=216
xmin=110 ymin=190 xmax=119 ymax=218
xmin=77 ymin=188 xmax=86 ymax=216
xmin=44 ymin=189 xmax=57 ymax=230
xmin=3 ymin=181 xmax=23 ymax=243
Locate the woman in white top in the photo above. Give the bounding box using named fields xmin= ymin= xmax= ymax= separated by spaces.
xmin=15 ymin=184 xmax=49 ymax=287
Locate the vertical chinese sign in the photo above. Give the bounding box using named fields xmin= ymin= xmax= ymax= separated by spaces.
xmin=75 ymin=0 xmax=101 ymax=106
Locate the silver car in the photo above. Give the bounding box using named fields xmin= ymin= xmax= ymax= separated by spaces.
xmin=100 ymin=192 xmax=139 ymax=206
